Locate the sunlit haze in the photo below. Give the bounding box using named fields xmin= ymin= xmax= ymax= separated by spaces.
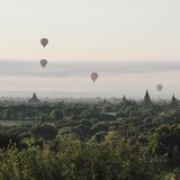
xmin=0 ymin=0 xmax=180 ymax=100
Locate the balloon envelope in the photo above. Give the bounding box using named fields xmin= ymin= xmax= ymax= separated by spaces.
xmin=40 ymin=38 xmax=48 ymax=47
xmin=91 ymin=72 xmax=98 ymax=82
xmin=40 ymin=59 xmax=48 ymax=68
xmin=156 ymin=84 xmax=163 ymax=92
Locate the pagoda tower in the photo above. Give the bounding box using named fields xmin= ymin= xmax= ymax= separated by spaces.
xmin=28 ymin=93 xmax=40 ymax=104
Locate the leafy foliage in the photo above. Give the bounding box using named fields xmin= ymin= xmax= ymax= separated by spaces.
xmin=0 ymin=100 xmax=179 ymax=179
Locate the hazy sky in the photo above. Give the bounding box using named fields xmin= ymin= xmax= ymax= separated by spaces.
xmin=0 ymin=0 xmax=180 ymax=99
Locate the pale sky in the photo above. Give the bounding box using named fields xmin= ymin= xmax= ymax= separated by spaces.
xmin=0 ymin=0 xmax=180 ymax=99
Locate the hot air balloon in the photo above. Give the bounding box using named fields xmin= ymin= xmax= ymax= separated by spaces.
xmin=156 ymin=84 xmax=163 ymax=92
xmin=40 ymin=59 xmax=48 ymax=68
xmin=40 ymin=38 xmax=48 ymax=48
xmin=91 ymin=72 xmax=98 ymax=82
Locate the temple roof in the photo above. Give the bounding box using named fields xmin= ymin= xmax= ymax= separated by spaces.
xmin=28 ymin=93 xmax=40 ymax=103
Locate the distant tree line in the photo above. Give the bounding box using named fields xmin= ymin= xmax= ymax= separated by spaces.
xmin=0 ymin=97 xmax=180 ymax=179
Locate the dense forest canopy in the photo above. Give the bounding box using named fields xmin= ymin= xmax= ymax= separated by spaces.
xmin=0 ymin=94 xmax=180 ymax=179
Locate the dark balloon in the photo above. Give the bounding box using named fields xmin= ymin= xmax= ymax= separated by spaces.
xmin=91 ymin=72 xmax=98 ymax=82
xmin=40 ymin=38 xmax=48 ymax=47
xmin=156 ymin=84 xmax=163 ymax=92
xmin=40 ymin=59 xmax=48 ymax=68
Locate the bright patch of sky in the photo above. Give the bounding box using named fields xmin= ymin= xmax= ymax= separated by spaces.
xmin=0 ymin=0 xmax=180 ymax=99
